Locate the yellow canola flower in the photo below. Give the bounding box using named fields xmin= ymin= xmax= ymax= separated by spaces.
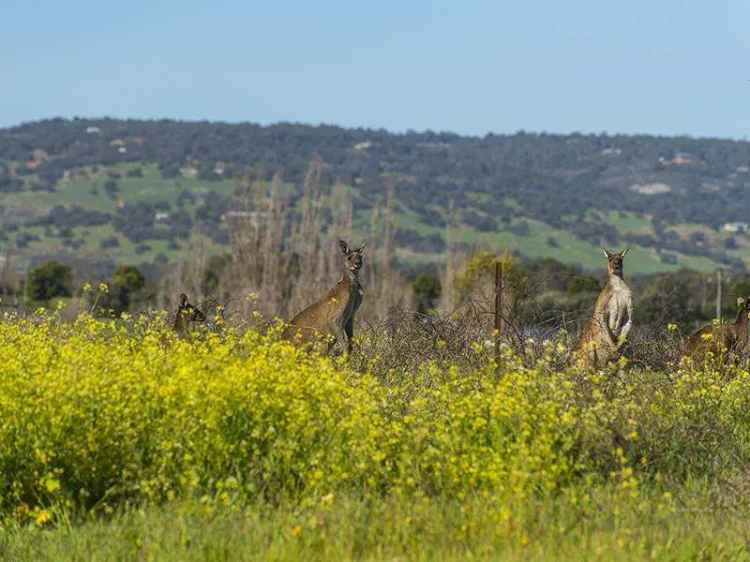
xmin=0 ymin=311 xmax=744 ymax=521
xmin=34 ymin=509 xmax=51 ymax=525
xmin=44 ymin=477 xmax=61 ymax=494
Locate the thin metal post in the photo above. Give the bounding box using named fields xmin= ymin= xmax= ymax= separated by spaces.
xmin=494 ymin=260 xmax=503 ymax=364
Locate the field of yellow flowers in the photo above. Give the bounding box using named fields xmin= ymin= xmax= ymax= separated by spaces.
xmin=3 ymin=312 xmax=750 ymax=560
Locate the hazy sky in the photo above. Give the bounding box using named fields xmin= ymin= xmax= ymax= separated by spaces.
xmin=2 ymin=1 xmax=749 ymax=138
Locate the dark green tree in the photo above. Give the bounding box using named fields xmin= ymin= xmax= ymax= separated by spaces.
xmin=636 ymin=275 xmax=696 ymax=327
xmin=202 ymin=253 xmax=232 ymax=296
xmin=26 ymin=261 xmax=73 ymax=302
xmin=108 ymin=265 xmax=146 ymax=315
xmin=413 ymin=274 xmax=441 ymax=314
xmin=88 ymin=265 xmax=146 ymax=316
xmin=567 ymin=276 xmax=600 ymax=295
xmin=731 ymin=279 xmax=750 ymax=301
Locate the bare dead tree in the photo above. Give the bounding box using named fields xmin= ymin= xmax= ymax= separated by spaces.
xmin=157 ymin=238 xmax=212 ymax=312
xmin=0 ymin=251 xmax=20 ymax=309
xmin=260 ymin=175 xmax=289 ymax=314
xmin=440 ymin=200 xmax=459 ymax=313
xmin=185 ymin=160 xmax=415 ymax=327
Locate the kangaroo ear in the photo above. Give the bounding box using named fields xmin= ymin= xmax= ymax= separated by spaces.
xmin=602 ymin=248 xmax=612 ymax=259
xmin=620 ymin=248 xmax=630 ymax=257
xmin=738 ymin=297 xmax=746 ymax=306
xmin=356 ymin=242 xmax=367 ymax=253
xmin=338 ymin=240 xmax=349 ymax=254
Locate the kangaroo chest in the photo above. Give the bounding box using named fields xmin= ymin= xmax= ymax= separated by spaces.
xmin=606 ymin=278 xmax=631 ymax=334
xmin=343 ymin=280 xmax=364 ymax=319
xmin=331 ymin=276 xmax=363 ymax=323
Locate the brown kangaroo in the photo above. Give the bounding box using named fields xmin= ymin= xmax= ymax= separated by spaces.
xmin=576 ymin=248 xmax=633 ymax=368
xmin=683 ymin=296 xmax=750 ymax=360
xmin=173 ymin=293 xmax=206 ymax=336
xmin=284 ymin=240 xmax=365 ymax=354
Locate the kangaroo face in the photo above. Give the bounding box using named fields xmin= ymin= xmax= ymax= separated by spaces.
xmin=602 ymin=247 xmax=629 ymax=277
xmin=339 ymin=240 xmax=365 ymax=274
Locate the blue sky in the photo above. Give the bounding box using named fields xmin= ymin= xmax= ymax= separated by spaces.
xmin=2 ymin=0 xmax=749 ymax=138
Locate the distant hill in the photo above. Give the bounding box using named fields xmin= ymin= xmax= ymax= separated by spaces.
xmin=2 ymin=117 xmax=750 ymax=276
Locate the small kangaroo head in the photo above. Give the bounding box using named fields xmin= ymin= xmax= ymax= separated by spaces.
xmin=339 ymin=240 xmax=366 ymax=274
xmin=602 ymin=248 xmax=629 ymax=277
xmin=177 ymin=293 xmax=206 ymax=322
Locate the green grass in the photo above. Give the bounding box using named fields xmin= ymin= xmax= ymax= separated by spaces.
xmin=4 ymin=163 xmax=236 ymax=215
xmin=388 ymin=205 xmax=439 ymax=235
xmin=14 ymin=222 xmax=226 ymax=270
xmin=602 ymin=211 xmax=654 ymax=235
xmin=3 ymin=488 xmax=749 ymax=562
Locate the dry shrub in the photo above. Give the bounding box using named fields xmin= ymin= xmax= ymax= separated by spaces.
xmin=624 ymin=324 xmax=684 ymax=370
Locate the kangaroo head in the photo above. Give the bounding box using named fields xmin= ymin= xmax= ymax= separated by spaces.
xmin=602 ymin=247 xmax=629 ymax=278
xmin=737 ymin=296 xmax=750 ymax=313
xmin=339 ymin=240 xmax=366 ymax=274
xmin=177 ymin=293 xmax=206 ymax=322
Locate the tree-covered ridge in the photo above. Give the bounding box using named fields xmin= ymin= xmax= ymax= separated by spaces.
xmin=1 ymin=117 xmax=750 ymax=273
